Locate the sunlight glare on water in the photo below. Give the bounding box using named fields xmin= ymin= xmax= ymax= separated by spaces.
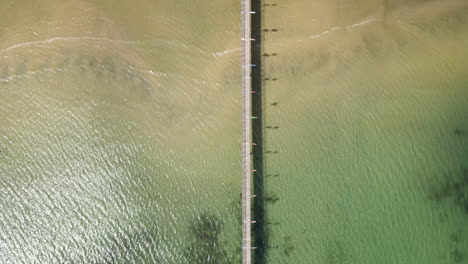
xmin=1 ymin=0 xmax=241 ymax=263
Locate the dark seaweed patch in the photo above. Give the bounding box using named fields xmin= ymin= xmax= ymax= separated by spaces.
xmin=65 ymin=55 xmax=153 ymax=96
xmin=451 ymin=248 xmax=466 ymax=263
xmin=87 ymin=57 xmax=101 ymax=78
xmin=454 ymin=128 xmax=467 ymax=136
xmin=450 ymin=233 xmax=462 ymax=243
xmin=448 ymin=230 xmax=467 ymax=263
xmin=430 ymin=168 xmax=468 ymax=215
xmin=265 ymin=194 xmax=279 ymax=204
xmin=54 ymin=57 xmax=69 ymax=76
xmin=88 ymin=57 xmax=98 ymax=70
xmin=283 ymin=235 xmax=294 ymax=257
xmin=73 ymin=55 xmax=87 ymax=73
xmin=283 ymin=245 xmax=294 ymax=257
xmin=183 ymin=213 xmax=229 ymax=264
xmin=429 ymin=168 xmax=468 ymax=263
xmin=325 ymin=239 xmax=347 ymax=264
xmin=101 ymin=56 xmax=117 ymax=79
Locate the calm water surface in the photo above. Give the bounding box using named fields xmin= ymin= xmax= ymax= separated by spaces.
xmin=1 ymin=0 xmax=468 ymax=263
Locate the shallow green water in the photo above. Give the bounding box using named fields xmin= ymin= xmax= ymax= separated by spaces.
xmin=1 ymin=0 xmax=468 ymax=263
xmin=259 ymin=1 xmax=468 ymax=263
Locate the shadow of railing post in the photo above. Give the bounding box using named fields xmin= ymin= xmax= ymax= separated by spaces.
xmin=251 ymin=0 xmax=266 ymax=263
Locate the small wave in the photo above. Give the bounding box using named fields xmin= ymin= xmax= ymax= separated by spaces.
xmin=0 ymin=63 xmax=166 ymax=84
xmin=347 ymin=18 xmax=377 ymax=28
xmin=310 ymin=18 xmax=377 ymax=39
xmin=0 ymin=68 xmax=59 ymax=83
xmin=212 ymin=48 xmax=240 ymax=57
xmin=142 ymin=70 xmax=167 ymax=78
xmin=1 ymin=36 xmax=136 ymax=53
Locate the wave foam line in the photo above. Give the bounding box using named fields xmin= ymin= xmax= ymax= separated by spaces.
xmin=1 ymin=36 xmax=136 ymax=53
xmin=212 ymin=48 xmax=240 ymax=57
xmin=310 ymin=18 xmax=377 ymax=39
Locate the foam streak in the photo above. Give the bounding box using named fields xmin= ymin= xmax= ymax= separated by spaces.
xmin=1 ymin=36 xmax=135 ymax=53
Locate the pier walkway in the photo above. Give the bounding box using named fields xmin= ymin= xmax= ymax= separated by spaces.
xmin=241 ymin=0 xmax=253 ymax=263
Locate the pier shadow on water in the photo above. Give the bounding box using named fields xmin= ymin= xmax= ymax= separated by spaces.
xmin=251 ymin=0 xmax=267 ymax=263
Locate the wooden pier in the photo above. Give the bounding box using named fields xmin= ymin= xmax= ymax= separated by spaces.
xmin=241 ymin=0 xmax=253 ymax=263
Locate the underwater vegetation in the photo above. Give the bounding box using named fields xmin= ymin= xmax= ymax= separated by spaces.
xmin=0 ymin=49 xmax=157 ymax=100
xmin=282 ymin=235 xmax=294 ymax=257
xmin=183 ymin=213 xmax=230 ymax=264
xmin=454 ymin=128 xmax=467 ymax=136
xmin=430 ymin=168 xmax=468 ymax=215
xmin=448 ymin=230 xmax=467 ymax=263
xmin=324 ymin=239 xmax=347 ymax=264
xmin=429 ymin=167 xmax=468 ymax=263
xmin=265 ymin=194 xmax=280 ymax=204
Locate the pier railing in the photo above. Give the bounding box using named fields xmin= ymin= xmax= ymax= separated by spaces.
xmin=240 ymin=0 xmax=253 ymax=263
